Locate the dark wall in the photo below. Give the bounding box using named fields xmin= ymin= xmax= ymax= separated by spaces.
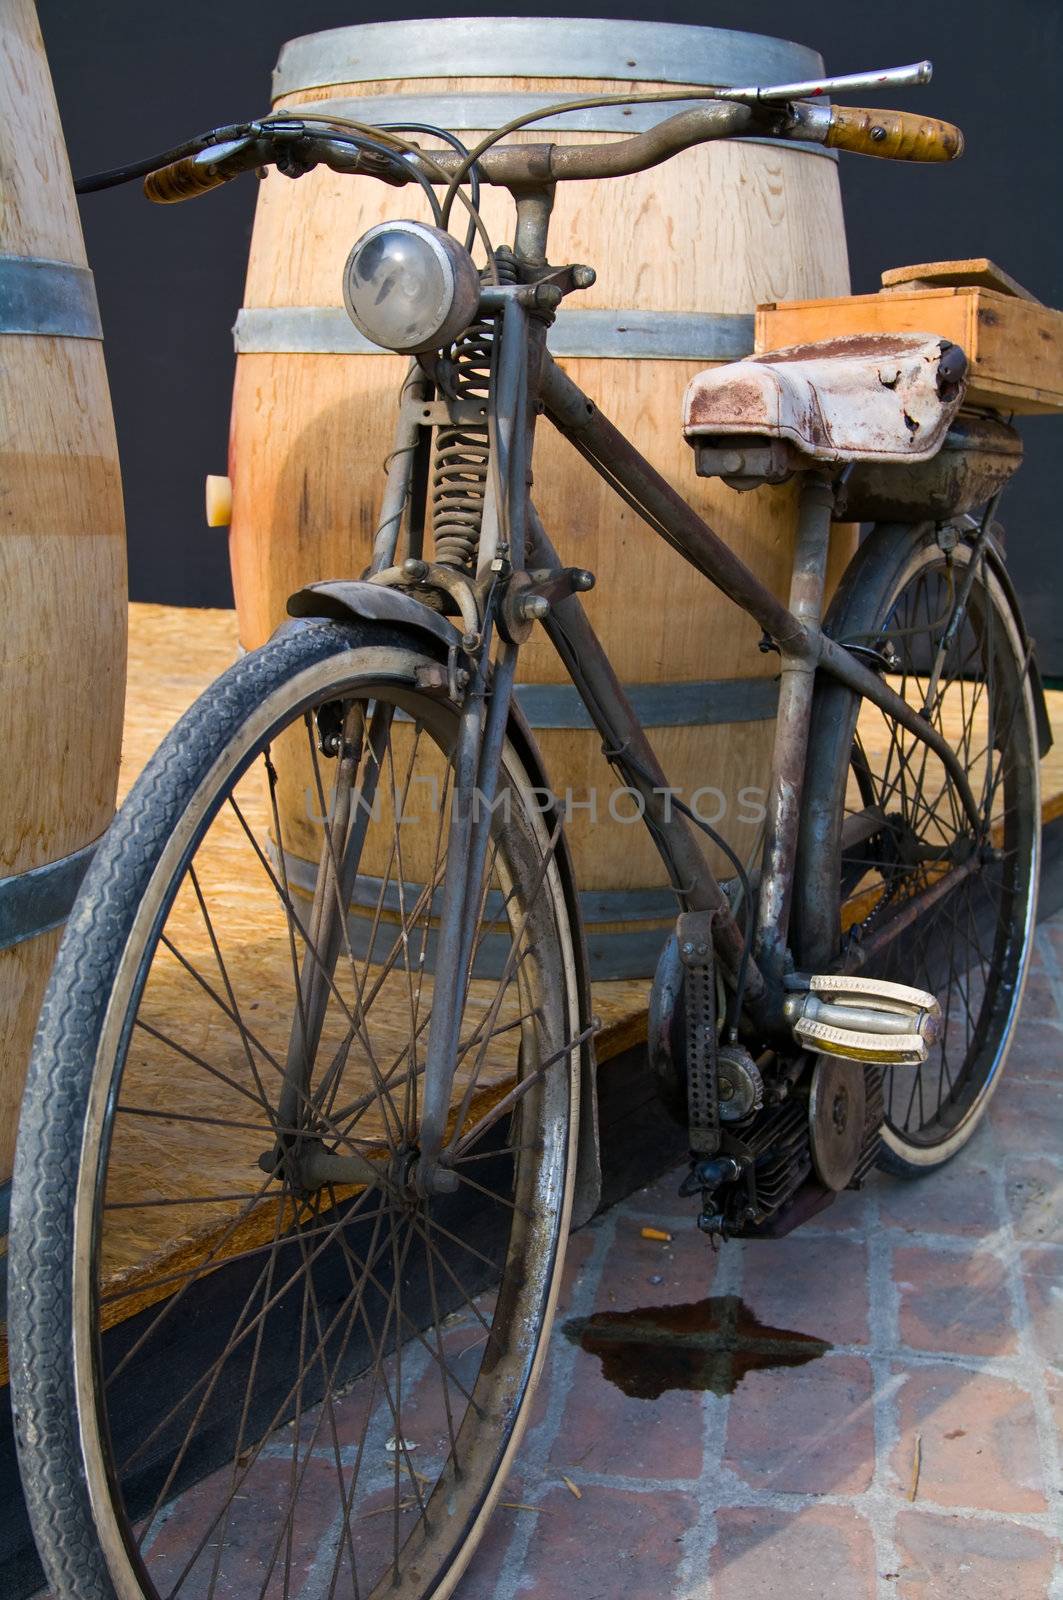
xmin=37 ymin=0 xmax=1063 ymax=669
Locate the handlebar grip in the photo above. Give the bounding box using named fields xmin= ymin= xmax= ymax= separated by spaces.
xmin=144 ymin=157 xmax=232 ymax=203
xmin=825 ymin=106 xmax=964 ymax=162
xmin=144 ymin=138 xmax=263 ymax=203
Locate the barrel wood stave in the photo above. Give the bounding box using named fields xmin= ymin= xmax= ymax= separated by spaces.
xmin=0 ymin=0 xmax=127 ymax=1182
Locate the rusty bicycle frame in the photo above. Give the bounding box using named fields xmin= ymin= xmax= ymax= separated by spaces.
xmin=127 ymin=80 xmax=981 ymax=1193
xmin=339 ymin=148 xmax=983 ymax=1192
xmin=86 ymin=68 xmax=957 ymax=1197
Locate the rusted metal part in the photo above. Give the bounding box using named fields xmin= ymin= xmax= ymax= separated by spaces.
xmin=512 ymin=188 xmax=556 ymax=266
xmin=418 ymin=303 xmax=536 ymax=1191
xmin=479 ymin=277 xmax=561 ymax=313
xmin=648 ymin=933 xmax=686 ymax=1123
xmin=807 ymin=1056 xmax=866 ymax=1190
xmin=493 ymin=294 xmax=532 ymax=571
xmin=274 ymin=1141 xmax=399 ymax=1197
xmin=677 ymin=909 xmax=722 ymax=1155
xmin=498 ymin=565 xmax=595 ymax=644
xmin=370 ymin=363 xmax=431 ymax=572
xmin=683 ymin=333 xmax=967 ymax=465
xmin=527 ymin=506 xmax=766 ymax=1011
xmin=368 ymin=560 xmax=483 ymax=639
xmin=536 ymin=356 xmax=980 ymax=988
xmin=841 ymin=854 xmax=982 ymax=973
xmin=692 ymin=436 xmax=801 ymax=488
xmin=539 ymin=354 xmax=810 ymax=655
xmin=415 ymin=647 xmax=491 ymax=1195
xmin=835 ymin=412 xmax=1023 ymax=522
xmin=408 ymin=101 xmax=756 ymax=189
xmin=754 ymin=477 xmax=834 ymax=986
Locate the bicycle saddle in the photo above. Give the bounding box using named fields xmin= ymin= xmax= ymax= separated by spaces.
xmin=683 ymin=332 xmax=968 ymax=464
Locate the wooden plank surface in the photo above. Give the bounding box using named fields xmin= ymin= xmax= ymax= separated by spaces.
xmin=880 ymin=259 xmax=1041 ymax=302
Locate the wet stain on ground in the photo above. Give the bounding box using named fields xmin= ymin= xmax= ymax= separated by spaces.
xmin=563 ymin=1294 xmax=832 ymax=1400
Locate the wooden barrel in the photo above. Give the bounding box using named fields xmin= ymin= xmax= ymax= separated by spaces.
xmin=228 ymin=18 xmax=853 ymax=979
xmin=0 ymin=0 xmax=127 ymax=1184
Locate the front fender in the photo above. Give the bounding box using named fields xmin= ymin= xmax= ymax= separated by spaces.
xmin=282 ymin=578 xmax=602 ymax=1227
xmin=287 ymin=579 xmax=465 ymax=653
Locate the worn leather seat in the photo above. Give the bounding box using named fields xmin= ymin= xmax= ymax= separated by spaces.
xmin=683 ymin=333 xmax=968 ymax=465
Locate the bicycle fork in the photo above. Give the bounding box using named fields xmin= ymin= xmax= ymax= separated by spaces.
xmin=273 ymin=294 xmax=535 ymax=1197
xmin=416 ymin=292 xmax=533 ymax=1194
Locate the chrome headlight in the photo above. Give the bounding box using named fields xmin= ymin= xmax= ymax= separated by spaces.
xmin=342 ymin=221 xmax=480 ymax=355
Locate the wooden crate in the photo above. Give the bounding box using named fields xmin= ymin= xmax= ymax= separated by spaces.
xmin=755 ymin=259 xmax=1063 ymax=416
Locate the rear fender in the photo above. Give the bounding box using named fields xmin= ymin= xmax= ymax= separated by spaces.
xmin=983 ymin=539 xmax=1053 ymax=759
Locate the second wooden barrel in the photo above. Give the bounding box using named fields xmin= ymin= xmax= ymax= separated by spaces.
xmin=228 ymin=17 xmax=853 ymax=978
xmin=0 ymin=0 xmax=127 ymax=1184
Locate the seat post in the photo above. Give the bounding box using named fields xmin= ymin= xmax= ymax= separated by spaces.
xmin=753 ymin=472 xmax=836 ymax=988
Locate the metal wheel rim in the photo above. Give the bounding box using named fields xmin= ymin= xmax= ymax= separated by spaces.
xmin=839 ymin=542 xmax=1039 ymax=1157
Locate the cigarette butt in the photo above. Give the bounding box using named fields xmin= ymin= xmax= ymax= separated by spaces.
xmin=640 ymin=1226 xmax=672 ymax=1242
xmin=561 ymin=1475 xmax=583 ymax=1500
xmin=360 ymin=1499 xmax=416 ymax=1518
xmin=908 ymin=1433 xmax=922 ymax=1502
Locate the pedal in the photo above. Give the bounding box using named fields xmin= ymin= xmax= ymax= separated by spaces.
xmin=783 ymin=974 xmax=941 ymax=1067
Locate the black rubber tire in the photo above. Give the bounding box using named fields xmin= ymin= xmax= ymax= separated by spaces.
xmin=9 ymin=618 xmax=581 ymax=1600
xmin=793 ymin=522 xmax=1040 ymax=1178
xmin=9 ymin=624 xmax=355 ymax=1600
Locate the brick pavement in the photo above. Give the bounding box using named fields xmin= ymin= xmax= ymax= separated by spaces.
xmin=454 ymin=914 xmax=1063 ymax=1600
xmin=46 ymin=916 xmax=1062 ymax=1599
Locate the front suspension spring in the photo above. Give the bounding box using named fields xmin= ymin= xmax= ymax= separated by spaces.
xmin=430 ymin=248 xmax=518 ymax=572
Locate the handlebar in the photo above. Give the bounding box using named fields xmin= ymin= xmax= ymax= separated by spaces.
xmin=141 ymin=95 xmax=964 ymax=207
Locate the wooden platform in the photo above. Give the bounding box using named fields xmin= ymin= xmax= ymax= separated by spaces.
xmin=756 ymin=258 xmax=1063 ymax=415
xmin=0 ymin=600 xmax=1060 ymax=1391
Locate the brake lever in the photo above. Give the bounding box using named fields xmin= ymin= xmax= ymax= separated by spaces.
xmin=723 ymin=60 xmax=933 ymax=103
xmin=253 ymin=121 xmax=410 ymax=186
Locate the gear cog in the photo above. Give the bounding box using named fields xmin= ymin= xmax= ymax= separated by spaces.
xmin=717 ymin=1044 xmax=764 ymax=1122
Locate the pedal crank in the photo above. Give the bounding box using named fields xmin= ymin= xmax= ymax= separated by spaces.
xmin=783 ymin=973 xmax=942 ymax=1067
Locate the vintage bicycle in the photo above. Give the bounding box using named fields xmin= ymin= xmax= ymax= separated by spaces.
xmin=9 ymin=58 xmax=1048 ymax=1600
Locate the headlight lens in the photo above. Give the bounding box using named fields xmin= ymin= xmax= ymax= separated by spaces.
xmin=342 ymin=221 xmax=480 ymax=355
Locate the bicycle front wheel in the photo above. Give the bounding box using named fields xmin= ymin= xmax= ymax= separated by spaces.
xmin=11 ymin=619 xmax=583 ymax=1600
xmin=794 ymin=522 xmax=1040 ymax=1174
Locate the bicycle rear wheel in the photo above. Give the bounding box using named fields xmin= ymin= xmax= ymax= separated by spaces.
xmin=794 ymin=522 xmax=1040 ymax=1174
xmin=11 ymin=619 xmax=583 ymax=1600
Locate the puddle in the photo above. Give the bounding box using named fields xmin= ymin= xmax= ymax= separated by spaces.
xmin=563 ymin=1294 xmax=831 ymax=1399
